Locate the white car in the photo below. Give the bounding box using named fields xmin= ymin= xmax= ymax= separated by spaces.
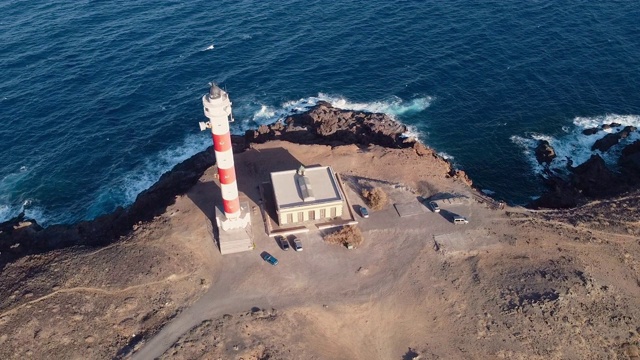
xmin=293 ymin=237 xmax=303 ymax=251
xmin=429 ymin=201 xmax=440 ymax=213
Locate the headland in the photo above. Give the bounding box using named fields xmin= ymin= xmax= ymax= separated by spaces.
xmin=0 ymin=102 xmax=639 ymax=359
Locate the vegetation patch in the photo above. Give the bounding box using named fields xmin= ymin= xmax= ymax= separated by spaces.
xmin=323 ymin=226 xmax=364 ymax=248
xmin=361 ymin=187 xmax=388 ymax=210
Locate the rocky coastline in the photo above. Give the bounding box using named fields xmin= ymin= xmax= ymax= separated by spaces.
xmin=531 ymin=124 xmax=640 ymax=208
xmin=2 ymin=103 xmax=639 ymax=268
xmin=0 ymin=101 xmax=472 ymax=270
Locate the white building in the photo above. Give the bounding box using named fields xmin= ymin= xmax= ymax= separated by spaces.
xmin=270 ymin=166 xmax=344 ymax=225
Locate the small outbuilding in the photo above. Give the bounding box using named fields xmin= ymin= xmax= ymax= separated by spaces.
xmin=270 ymin=166 xmax=344 ymax=225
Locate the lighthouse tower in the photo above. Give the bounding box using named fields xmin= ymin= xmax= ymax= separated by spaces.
xmin=199 ymin=84 xmax=251 ymax=248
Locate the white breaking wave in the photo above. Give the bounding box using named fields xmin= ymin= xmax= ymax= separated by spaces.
xmin=86 ymin=133 xmax=211 ymax=221
xmin=509 ymin=134 xmax=546 ymax=175
xmin=0 ymin=168 xmax=32 ymax=223
xmin=0 ymin=199 xmax=49 ymax=226
xmin=437 ymin=151 xmax=454 ymax=160
xmin=252 ymin=104 xmax=276 ymax=121
xmin=573 ymin=114 xmax=640 ymax=130
xmin=23 ymin=205 xmax=48 ymax=225
xmin=322 ymin=94 xmax=432 ymax=116
xmin=0 ymin=204 xmax=11 ymax=223
xmin=120 ymin=134 xmax=210 ymax=205
xmin=400 ymin=124 xmax=422 ymax=142
xmin=512 ymin=113 xmax=640 ymax=177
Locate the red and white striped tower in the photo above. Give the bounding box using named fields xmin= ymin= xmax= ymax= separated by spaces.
xmin=200 ymin=83 xmax=240 ymax=220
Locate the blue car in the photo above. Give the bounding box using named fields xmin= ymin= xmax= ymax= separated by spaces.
xmin=360 ymin=207 xmax=369 ymax=218
xmin=262 ymin=252 xmax=279 ymax=266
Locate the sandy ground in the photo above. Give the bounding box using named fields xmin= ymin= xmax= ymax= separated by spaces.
xmin=1 ymin=141 xmax=639 ymax=359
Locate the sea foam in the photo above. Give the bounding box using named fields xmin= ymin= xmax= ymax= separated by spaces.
xmin=85 ymin=133 xmax=211 ymax=222
xmin=512 ymin=114 xmax=640 ymax=177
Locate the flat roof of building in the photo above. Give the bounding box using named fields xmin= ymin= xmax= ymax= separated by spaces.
xmin=270 ymin=166 xmax=343 ymax=210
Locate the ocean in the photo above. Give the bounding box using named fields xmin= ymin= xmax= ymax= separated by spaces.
xmin=1 ymin=0 xmax=639 ymax=226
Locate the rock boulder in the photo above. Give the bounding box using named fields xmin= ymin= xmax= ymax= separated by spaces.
xmin=534 ymin=140 xmax=556 ymax=165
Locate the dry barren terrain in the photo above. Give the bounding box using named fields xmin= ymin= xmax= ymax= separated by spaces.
xmin=1 ymin=141 xmax=639 ymax=359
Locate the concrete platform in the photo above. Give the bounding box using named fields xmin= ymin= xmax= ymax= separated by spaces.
xmin=394 ymin=202 xmax=424 ymax=217
xmin=215 ymin=203 xmax=254 ymax=255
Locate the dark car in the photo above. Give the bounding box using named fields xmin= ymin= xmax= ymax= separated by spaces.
xmin=279 ymin=236 xmax=290 ymax=251
xmin=360 ymin=207 xmax=370 ymax=218
xmin=262 ymin=252 xmax=279 ymax=265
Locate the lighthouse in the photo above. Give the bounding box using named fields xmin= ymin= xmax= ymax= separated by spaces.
xmin=199 ymin=84 xmax=251 ymax=249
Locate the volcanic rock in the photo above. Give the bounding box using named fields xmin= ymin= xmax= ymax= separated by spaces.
xmin=532 ymin=153 xmax=626 ymax=208
xmin=570 ymin=154 xmax=619 ymax=197
xmin=582 ymin=128 xmax=599 ymax=136
xmin=591 ymin=126 xmax=637 ymax=152
xmin=448 ymin=169 xmax=473 ymax=187
xmin=601 ymin=122 xmax=621 ymax=131
xmin=619 ymin=140 xmax=640 ymax=176
xmin=534 ymin=140 xmax=556 ymax=165
xmin=622 ymin=139 xmax=640 ymax=158
xmin=530 ymin=171 xmax=584 ymax=209
xmin=245 ymin=101 xmax=410 ymax=148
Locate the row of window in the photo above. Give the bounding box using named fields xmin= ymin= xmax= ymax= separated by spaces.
xmin=285 ymin=207 xmax=337 ymax=223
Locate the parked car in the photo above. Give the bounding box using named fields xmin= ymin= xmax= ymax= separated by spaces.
xmin=429 ymin=201 xmax=440 ymax=213
xmin=278 ymin=236 xmax=290 ymax=251
xmin=453 ymin=216 xmax=469 ymax=224
xmin=360 ymin=207 xmax=370 ymax=218
xmin=292 ymin=237 xmax=303 ymax=251
xmin=262 ymin=252 xmax=279 ymax=265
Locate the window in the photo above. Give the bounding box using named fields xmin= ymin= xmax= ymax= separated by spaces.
xmin=297 ymin=212 xmax=304 ymax=222
xmin=330 ymin=207 xmax=336 ymax=218
xmin=309 ymin=210 xmax=316 ymax=220
xmin=320 ymin=208 xmax=326 ymax=218
xmin=286 ymin=213 xmax=293 ymax=224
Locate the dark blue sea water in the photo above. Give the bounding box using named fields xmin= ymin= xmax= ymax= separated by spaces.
xmin=2 ymin=1 xmax=640 ymax=225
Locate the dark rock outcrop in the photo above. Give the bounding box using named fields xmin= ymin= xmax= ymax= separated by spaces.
xmin=570 ymin=154 xmax=619 ymax=197
xmin=601 ymin=122 xmax=621 ymax=131
xmin=591 ymin=126 xmax=637 ymax=152
xmin=532 ymin=149 xmax=640 ymax=209
xmin=534 ymin=140 xmax=556 ymax=165
xmin=582 ymin=128 xmax=599 ymax=136
xmin=530 ymin=171 xmax=584 ymax=209
xmin=621 ymin=139 xmax=640 ymax=158
xmin=245 ymin=101 xmax=411 ymax=148
xmin=619 ymin=140 xmax=640 ymax=176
